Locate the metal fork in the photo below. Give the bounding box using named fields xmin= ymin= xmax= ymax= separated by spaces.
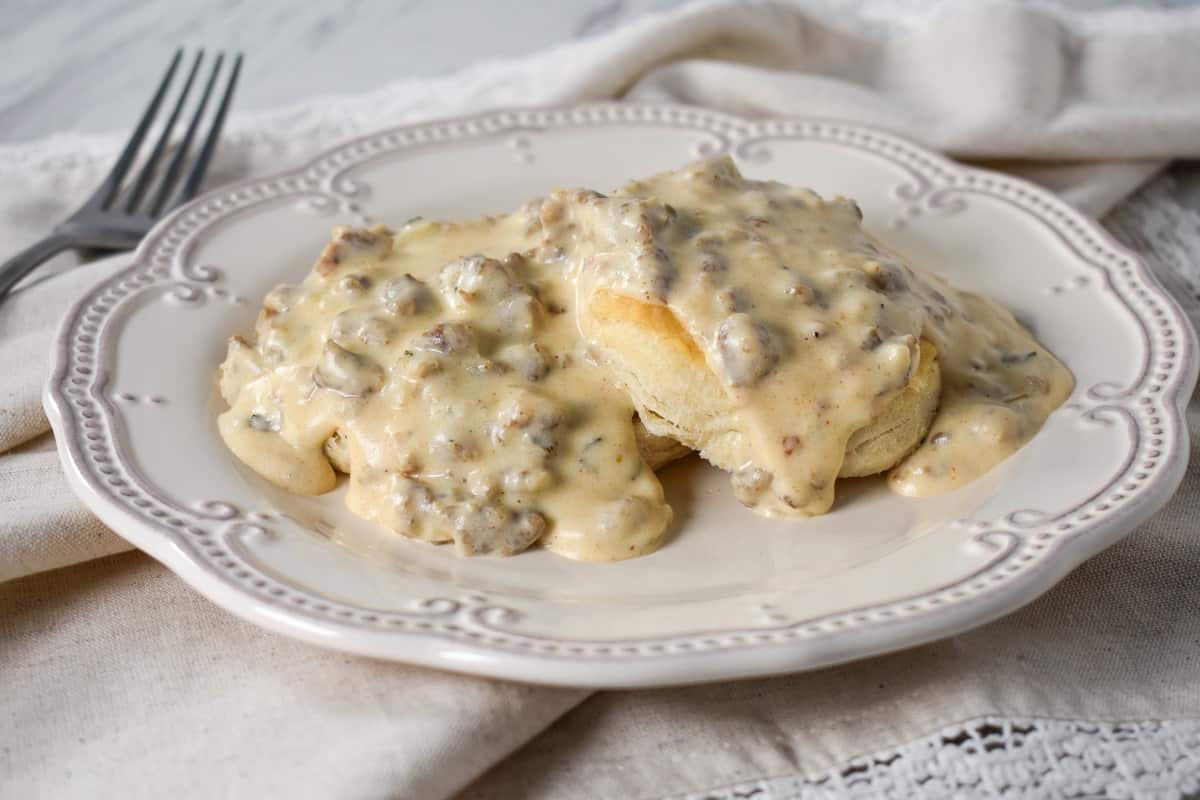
xmin=0 ymin=49 xmax=243 ymax=302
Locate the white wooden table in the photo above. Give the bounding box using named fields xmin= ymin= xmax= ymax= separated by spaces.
xmin=0 ymin=0 xmax=685 ymax=144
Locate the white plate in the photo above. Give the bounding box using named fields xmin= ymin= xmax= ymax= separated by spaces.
xmin=45 ymin=105 xmax=1197 ymax=688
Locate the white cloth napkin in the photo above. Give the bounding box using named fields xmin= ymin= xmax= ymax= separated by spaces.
xmin=3 ymin=2 xmax=1200 ymax=797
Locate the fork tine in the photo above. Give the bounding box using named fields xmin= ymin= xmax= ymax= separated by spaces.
xmin=93 ymin=49 xmax=183 ymax=209
xmin=178 ymin=53 xmax=243 ymax=205
xmin=123 ymin=51 xmax=205 ymax=213
xmin=148 ymin=53 xmax=225 ymax=217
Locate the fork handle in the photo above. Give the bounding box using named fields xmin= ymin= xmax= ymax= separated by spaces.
xmin=0 ymin=234 xmax=76 ymax=302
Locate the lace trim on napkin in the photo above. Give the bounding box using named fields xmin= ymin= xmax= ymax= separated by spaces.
xmin=670 ymin=717 xmax=1200 ymax=800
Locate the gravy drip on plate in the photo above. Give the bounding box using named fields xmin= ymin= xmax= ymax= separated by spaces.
xmin=218 ymin=216 xmax=670 ymax=561
xmin=547 ymin=158 xmax=1073 ymax=516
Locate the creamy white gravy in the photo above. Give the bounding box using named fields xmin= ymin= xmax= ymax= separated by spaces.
xmin=217 ymin=157 xmax=1072 ymax=558
xmin=218 ymin=215 xmax=670 ymax=561
xmin=550 ymin=158 xmax=1073 ymax=515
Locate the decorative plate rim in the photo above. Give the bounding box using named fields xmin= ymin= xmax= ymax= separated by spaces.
xmin=44 ymin=103 xmax=1199 ymax=687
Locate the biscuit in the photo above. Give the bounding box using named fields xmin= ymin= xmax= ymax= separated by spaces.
xmin=587 ymin=290 xmax=940 ymax=481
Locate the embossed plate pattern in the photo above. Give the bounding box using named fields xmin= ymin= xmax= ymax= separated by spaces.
xmin=45 ymin=105 xmax=1197 ymax=687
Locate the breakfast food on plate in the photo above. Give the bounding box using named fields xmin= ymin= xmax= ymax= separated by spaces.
xmin=216 ymin=157 xmax=1073 ymax=560
xmin=217 ymin=217 xmax=674 ymax=562
xmin=554 ymin=158 xmax=1073 ymax=516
